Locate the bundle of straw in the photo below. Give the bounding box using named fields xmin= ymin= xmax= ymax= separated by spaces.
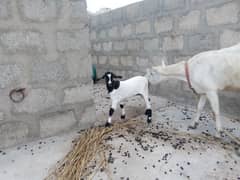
xmin=46 ymin=119 xmax=140 ymax=180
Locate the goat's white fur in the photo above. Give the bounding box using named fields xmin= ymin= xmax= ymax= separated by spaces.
xmin=151 ymin=43 xmax=240 ymax=134
xmin=108 ymin=76 xmax=151 ymax=123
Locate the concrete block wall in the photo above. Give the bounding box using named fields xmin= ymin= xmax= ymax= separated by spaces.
xmin=90 ymin=0 xmax=240 ymax=117
xmin=0 ymin=0 xmax=95 ymax=148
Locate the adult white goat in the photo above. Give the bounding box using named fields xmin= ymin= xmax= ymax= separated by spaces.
xmin=146 ymin=43 xmax=240 ymax=136
xmin=97 ymin=72 xmax=152 ymax=127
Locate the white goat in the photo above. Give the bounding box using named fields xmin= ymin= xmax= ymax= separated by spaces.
xmin=146 ymin=43 xmax=240 ymax=135
xmin=97 ymin=72 xmax=152 ymax=127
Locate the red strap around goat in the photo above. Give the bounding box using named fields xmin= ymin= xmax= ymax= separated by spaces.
xmin=185 ymin=62 xmax=198 ymax=95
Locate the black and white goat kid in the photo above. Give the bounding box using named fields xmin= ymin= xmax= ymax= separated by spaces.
xmin=97 ymin=72 xmax=152 ymax=127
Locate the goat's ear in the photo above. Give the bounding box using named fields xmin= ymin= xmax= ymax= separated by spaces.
xmin=162 ymin=60 xmax=166 ymax=67
xmin=112 ymin=73 xmax=122 ymax=79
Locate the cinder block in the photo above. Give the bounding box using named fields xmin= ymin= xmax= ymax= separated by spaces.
xmin=0 ymin=64 xmax=23 ymax=89
xmin=143 ymin=0 xmax=160 ymax=16
xmin=108 ymin=26 xmax=118 ymax=38
xmin=163 ymin=0 xmax=186 ymax=10
xmin=126 ymin=2 xmax=141 ymax=21
xmin=127 ymin=39 xmax=141 ymax=51
xmin=0 ymin=31 xmax=44 ymax=53
xmin=207 ymin=2 xmax=240 ymax=26
xmin=98 ymin=29 xmax=107 ymax=39
xmin=57 ymin=30 xmax=89 ymax=52
xmin=40 ymin=111 xmax=77 ymax=138
xmin=19 ymin=0 xmax=59 ymax=22
xmin=220 ymin=30 xmax=240 ymax=48
xmin=0 ymin=0 xmax=11 ymax=19
xmin=109 ymin=56 xmax=119 ymax=66
xmin=78 ymin=106 xmax=96 ymax=129
xmin=136 ymin=20 xmax=151 ymax=34
xmin=188 ymin=33 xmax=217 ymax=52
xmin=179 ymin=10 xmax=200 ymax=30
xmin=32 ymin=60 xmax=67 ymax=83
xmin=91 ymin=55 xmax=98 ymax=64
xmin=136 ymin=57 xmax=149 ymax=67
xmin=90 ymin=31 xmax=97 ymax=41
xmin=102 ymin=42 xmax=112 ymax=52
xmin=120 ymin=56 xmax=135 ymax=66
xmin=163 ymin=35 xmax=184 ymax=51
xmin=121 ymin=24 xmax=133 ymax=37
xmin=70 ymin=0 xmax=87 ymax=21
xmin=13 ymin=88 xmax=59 ymax=113
xmin=112 ymin=8 xmax=122 ymax=21
xmin=144 ymin=38 xmax=159 ymax=51
xmin=98 ymin=56 xmax=108 ymax=65
xmin=113 ymin=41 xmax=126 ymax=51
xmin=64 ymin=85 xmax=93 ymax=104
xmin=154 ymin=17 xmax=173 ymax=33
xmin=0 ymin=122 xmax=29 ymax=148
xmin=93 ymin=43 xmax=101 ymax=51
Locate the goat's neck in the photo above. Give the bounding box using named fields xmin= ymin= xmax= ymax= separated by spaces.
xmin=156 ymin=61 xmax=187 ymax=82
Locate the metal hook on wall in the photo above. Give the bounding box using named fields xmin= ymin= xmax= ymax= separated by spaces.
xmin=9 ymin=88 xmax=26 ymax=103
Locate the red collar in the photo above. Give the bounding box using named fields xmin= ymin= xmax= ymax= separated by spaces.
xmin=185 ymin=62 xmax=198 ymax=95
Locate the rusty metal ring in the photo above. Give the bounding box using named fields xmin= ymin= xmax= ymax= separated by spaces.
xmin=9 ymin=88 xmax=26 ymax=103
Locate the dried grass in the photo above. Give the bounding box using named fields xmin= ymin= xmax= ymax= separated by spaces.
xmin=45 ymin=119 xmax=140 ymax=180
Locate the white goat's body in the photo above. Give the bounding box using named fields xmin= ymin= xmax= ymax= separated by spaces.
xmin=110 ymin=76 xmax=149 ymax=103
xmin=106 ymin=75 xmax=151 ymax=125
xmin=150 ymin=43 xmax=240 ymax=134
xmin=189 ymin=51 xmax=240 ymax=93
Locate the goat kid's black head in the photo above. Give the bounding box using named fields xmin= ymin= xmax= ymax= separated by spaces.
xmin=98 ymin=72 xmax=122 ymax=93
xmin=98 ymin=72 xmax=122 ymax=83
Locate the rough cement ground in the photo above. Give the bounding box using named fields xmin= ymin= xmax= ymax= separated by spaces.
xmin=0 ymin=84 xmax=239 ymax=180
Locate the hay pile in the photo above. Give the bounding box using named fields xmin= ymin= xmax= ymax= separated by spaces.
xmin=45 ymin=119 xmax=140 ymax=180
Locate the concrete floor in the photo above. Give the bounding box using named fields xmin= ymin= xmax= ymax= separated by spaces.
xmin=0 ymin=84 xmax=239 ymax=180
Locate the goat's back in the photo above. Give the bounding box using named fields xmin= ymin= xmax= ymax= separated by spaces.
xmin=189 ymin=50 xmax=240 ymax=91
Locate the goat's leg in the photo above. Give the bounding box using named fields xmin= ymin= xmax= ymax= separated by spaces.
xmin=206 ymin=91 xmax=223 ymax=135
xmin=120 ymin=103 xmax=126 ymax=119
xmin=106 ymin=101 xmax=118 ymax=127
xmin=189 ymin=95 xmax=207 ymax=129
xmin=142 ymin=93 xmax=152 ymax=123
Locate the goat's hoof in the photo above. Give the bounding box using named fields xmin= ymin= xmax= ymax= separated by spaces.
xmin=105 ymin=122 xmax=112 ymax=127
xmin=188 ymin=122 xmax=198 ymax=129
xmin=147 ymin=117 xmax=152 ymax=124
xmin=235 ymin=147 xmax=240 ymax=157
xmin=121 ymin=115 xmax=126 ymax=119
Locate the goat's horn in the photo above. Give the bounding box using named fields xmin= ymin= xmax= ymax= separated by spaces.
xmin=162 ymin=60 xmax=166 ymax=67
